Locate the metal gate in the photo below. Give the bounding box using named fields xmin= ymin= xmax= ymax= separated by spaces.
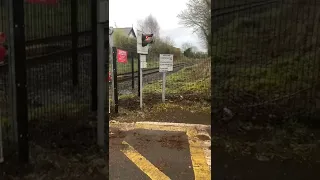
xmin=1 ymin=0 xmax=99 ymax=163
xmin=0 ymin=0 xmax=13 ymax=162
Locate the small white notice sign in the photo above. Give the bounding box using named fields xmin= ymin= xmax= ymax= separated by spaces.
xmin=159 ymin=54 xmax=173 ymax=72
xmin=140 ymin=54 xmax=147 ymax=68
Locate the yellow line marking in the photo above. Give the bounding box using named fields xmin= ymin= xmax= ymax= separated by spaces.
xmin=134 ymin=123 xmax=187 ymax=132
xmin=111 ymin=123 xmax=211 ymax=180
xmin=187 ymin=129 xmax=211 ymax=180
xmin=121 ymin=141 xmax=171 ymax=180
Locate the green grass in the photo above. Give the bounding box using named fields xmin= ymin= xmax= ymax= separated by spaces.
xmin=112 ymin=58 xmax=191 ymax=75
xmin=119 ymin=94 xmax=136 ymax=100
xmin=212 ymin=3 xmax=320 ymax=100
xmin=143 ymin=59 xmax=211 ymax=98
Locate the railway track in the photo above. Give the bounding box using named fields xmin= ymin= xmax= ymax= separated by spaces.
xmin=116 ymin=62 xmax=193 ymax=83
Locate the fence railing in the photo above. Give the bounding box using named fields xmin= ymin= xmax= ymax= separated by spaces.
xmin=212 ymin=0 xmax=320 ymax=125
xmin=0 ymin=0 xmax=98 ymax=163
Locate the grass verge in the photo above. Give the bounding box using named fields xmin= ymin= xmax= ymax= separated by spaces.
xmin=112 ymin=59 xmax=211 ymax=125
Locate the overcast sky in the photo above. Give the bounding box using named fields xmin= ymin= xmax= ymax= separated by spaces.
xmin=109 ymin=0 xmax=205 ymax=52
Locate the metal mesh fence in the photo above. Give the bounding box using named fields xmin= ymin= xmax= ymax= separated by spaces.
xmin=0 ymin=0 xmax=97 ymax=161
xmin=23 ymin=0 xmax=95 ymax=150
xmin=0 ymin=0 xmax=11 ymax=150
xmin=212 ymin=0 xmax=320 ymax=124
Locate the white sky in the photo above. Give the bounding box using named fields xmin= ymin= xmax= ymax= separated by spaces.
xmin=109 ymin=0 xmax=204 ymax=52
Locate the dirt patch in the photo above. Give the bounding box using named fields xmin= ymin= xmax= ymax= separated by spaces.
xmin=109 ymin=128 xmax=126 ymax=139
xmin=158 ymin=135 xmax=188 ymax=150
xmin=212 ymin=118 xmax=320 ymax=179
xmin=1 ymin=116 xmax=108 ymax=180
xmin=197 ymin=134 xmax=211 ymax=141
xmin=146 ymin=108 xmax=211 ymax=125
xmin=0 ymin=144 xmax=108 ymax=180
xmin=212 ymin=146 xmax=320 ymax=180
xmin=113 ymin=94 xmax=211 ymax=125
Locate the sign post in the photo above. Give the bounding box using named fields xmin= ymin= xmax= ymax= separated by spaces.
xmin=139 ymin=54 xmax=147 ymax=108
xmin=108 ymin=28 xmax=114 ymax=114
xmin=159 ymin=54 xmax=173 ymax=103
xmin=109 ymin=27 xmax=115 ymax=107
xmin=136 ymin=30 xmax=152 ymax=109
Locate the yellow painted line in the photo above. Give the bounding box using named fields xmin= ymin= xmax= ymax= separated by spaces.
xmin=121 ymin=141 xmax=171 ymax=180
xmin=110 ymin=123 xmax=188 ymax=132
xmin=134 ymin=123 xmax=188 ymax=132
xmin=111 ymin=123 xmax=211 ymax=179
xmin=187 ymin=129 xmax=211 ymax=180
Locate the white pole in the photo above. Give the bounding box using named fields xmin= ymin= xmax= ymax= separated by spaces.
xmin=162 ymin=72 xmax=166 ymax=103
xmin=110 ymin=38 xmax=115 ymax=106
xmin=140 ymin=66 xmax=143 ymax=109
xmin=109 ymin=29 xmax=114 ymax=113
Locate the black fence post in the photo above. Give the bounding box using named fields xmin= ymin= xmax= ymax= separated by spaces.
xmin=71 ymin=0 xmax=78 ymax=86
xmin=137 ymin=54 xmax=140 ymax=97
xmin=112 ymin=47 xmax=118 ymax=113
xmin=131 ymin=52 xmax=134 ymax=89
xmin=91 ymin=0 xmax=98 ymax=111
xmin=12 ymin=0 xmax=29 ymax=163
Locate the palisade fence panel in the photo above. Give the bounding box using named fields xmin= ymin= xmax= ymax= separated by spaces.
xmin=24 ymin=0 xmax=95 ymax=148
xmin=0 ymin=0 xmax=12 ymax=149
xmin=212 ymin=0 xmax=320 ymax=125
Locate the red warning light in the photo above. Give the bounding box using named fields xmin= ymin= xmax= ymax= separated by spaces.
xmin=145 ymin=36 xmax=151 ymax=42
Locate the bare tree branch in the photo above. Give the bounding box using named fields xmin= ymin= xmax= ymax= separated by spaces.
xmin=137 ymin=14 xmax=160 ymax=38
xmin=178 ymin=0 xmax=211 ymax=54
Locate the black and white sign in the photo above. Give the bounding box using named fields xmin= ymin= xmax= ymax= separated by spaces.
xmin=140 ymin=54 xmax=147 ymax=68
xmin=159 ymin=54 xmax=173 ymax=72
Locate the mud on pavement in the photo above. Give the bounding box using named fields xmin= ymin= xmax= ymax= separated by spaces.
xmin=109 ymin=121 xmax=211 ymax=180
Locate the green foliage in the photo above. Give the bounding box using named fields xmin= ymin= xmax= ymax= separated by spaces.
xmin=183 ymin=48 xmax=193 ymax=57
xmin=212 ymin=3 xmax=320 ymax=118
xmin=144 ymin=59 xmax=211 ymax=99
xmin=113 ymin=30 xmax=136 ymax=51
xmin=184 ymin=47 xmax=207 ymax=58
xmin=149 ymin=38 xmax=181 ymax=59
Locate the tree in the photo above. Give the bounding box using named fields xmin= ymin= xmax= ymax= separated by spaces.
xmin=177 ymin=0 xmax=211 ymax=55
xmin=181 ymin=42 xmax=193 ymax=52
xmin=183 ymin=48 xmax=193 ymax=58
xmin=137 ymin=14 xmax=161 ymax=38
xmin=113 ymin=29 xmax=136 ymax=51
